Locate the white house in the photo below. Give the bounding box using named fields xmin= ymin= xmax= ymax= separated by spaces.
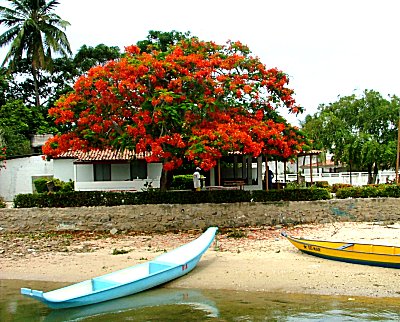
xmin=54 ymin=149 xmax=163 ymax=192
xmin=0 ymin=155 xmax=54 ymax=201
xmin=2 ymin=146 xmax=396 ymax=202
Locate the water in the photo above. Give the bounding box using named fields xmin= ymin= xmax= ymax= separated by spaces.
xmin=1 ymin=280 xmax=399 ymax=321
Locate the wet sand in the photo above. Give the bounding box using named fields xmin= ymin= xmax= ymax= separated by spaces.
xmin=1 ymin=222 xmax=400 ymax=298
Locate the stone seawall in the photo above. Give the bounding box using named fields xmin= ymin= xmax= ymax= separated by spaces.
xmin=1 ymin=198 xmax=400 ymax=233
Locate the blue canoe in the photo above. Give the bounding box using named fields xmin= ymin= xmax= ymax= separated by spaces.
xmin=21 ymin=227 xmax=218 ymax=309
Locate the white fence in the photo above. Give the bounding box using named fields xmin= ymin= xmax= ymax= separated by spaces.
xmin=74 ymin=178 xmax=159 ymax=192
xmin=275 ymin=171 xmax=397 ymax=186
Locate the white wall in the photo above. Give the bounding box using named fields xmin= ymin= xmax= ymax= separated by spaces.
xmin=148 ymin=163 xmax=162 ymax=180
xmin=0 ymin=156 xmax=53 ymax=201
xmin=53 ymin=159 xmax=74 ymax=182
xmin=76 ymin=164 xmax=93 ymax=182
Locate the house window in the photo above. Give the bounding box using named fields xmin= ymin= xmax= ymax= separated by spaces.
xmin=130 ymin=160 xmax=147 ymax=179
xmin=94 ymin=163 xmax=111 ymax=181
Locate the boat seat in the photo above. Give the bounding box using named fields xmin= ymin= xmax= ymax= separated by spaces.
xmin=91 ymin=278 xmax=119 ymax=291
xmin=337 ymin=243 xmax=354 ymax=250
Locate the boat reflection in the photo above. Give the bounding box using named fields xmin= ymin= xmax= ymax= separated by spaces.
xmin=43 ymin=288 xmax=219 ymax=321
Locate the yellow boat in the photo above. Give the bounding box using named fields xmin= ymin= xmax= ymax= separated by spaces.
xmin=281 ymin=231 xmax=400 ymax=268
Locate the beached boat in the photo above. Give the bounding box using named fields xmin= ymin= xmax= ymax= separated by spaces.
xmin=21 ymin=227 xmax=218 ymax=309
xmin=281 ymin=231 xmax=400 ymax=268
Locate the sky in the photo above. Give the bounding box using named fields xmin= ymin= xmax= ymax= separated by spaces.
xmin=2 ymin=0 xmax=400 ymax=126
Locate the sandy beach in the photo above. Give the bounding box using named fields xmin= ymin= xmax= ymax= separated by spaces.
xmin=2 ymin=222 xmax=400 ymax=298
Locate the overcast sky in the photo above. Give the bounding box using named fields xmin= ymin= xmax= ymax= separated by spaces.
xmin=2 ymin=0 xmax=400 ymax=126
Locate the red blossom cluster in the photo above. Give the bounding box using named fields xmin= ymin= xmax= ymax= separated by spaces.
xmin=43 ymin=38 xmax=307 ymax=171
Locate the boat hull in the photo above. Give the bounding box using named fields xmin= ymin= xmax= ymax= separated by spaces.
xmin=282 ymin=231 xmax=400 ymax=269
xmin=21 ymin=227 xmax=218 ymax=309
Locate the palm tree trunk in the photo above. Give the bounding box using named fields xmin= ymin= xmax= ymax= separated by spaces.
xmin=31 ymin=67 xmax=40 ymax=107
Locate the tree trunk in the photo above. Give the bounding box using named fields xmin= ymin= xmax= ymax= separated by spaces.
xmin=159 ymin=168 xmax=173 ymax=191
xmin=373 ymin=163 xmax=379 ymax=184
xmin=31 ymin=67 xmax=40 ymax=108
xmin=367 ymin=164 xmax=373 ymax=184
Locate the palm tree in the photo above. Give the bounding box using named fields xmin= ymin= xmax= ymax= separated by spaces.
xmin=0 ymin=0 xmax=71 ymax=107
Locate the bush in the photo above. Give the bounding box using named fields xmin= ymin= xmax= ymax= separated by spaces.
xmin=335 ymin=184 xmax=400 ymax=199
xmin=315 ymin=181 xmax=331 ymax=190
xmin=60 ymin=180 xmax=74 ymax=192
xmin=13 ymin=187 xmax=331 ymax=208
xmin=171 ymin=174 xmax=193 ymax=190
xmin=33 ymin=178 xmax=74 ymax=193
xmin=332 ymin=183 xmax=352 ymax=193
xmin=252 ymin=187 xmax=331 ymax=202
xmin=33 ymin=178 xmax=50 ymax=193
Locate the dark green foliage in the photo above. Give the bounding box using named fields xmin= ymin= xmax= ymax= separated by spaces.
xmin=301 ymin=90 xmax=400 ymax=184
xmin=315 ymin=181 xmax=330 ymax=189
xmin=33 ymin=178 xmax=50 ymax=193
xmin=60 ymin=180 xmax=74 ymax=192
xmin=136 ymin=30 xmax=192 ymax=53
xmin=331 ymin=183 xmax=352 ymax=193
xmin=251 ymin=188 xmax=331 ymax=202
xmin=13 ymin=188 xmax=331 ymax=208
xmin=171 ymin=174 xmax=193 ymax=190
xmin=335 ymin=184 xmax=400 ymax=199
xmin=33 ymin=178 xmax=74 ymax=193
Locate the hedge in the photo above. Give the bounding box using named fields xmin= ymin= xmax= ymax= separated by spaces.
xmin=13 ymin=187 xmax=331 ymax=208
xmin=335 ymin=184 xmax=400 ymax=199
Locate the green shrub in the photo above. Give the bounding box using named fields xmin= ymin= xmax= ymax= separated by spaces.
xmin=13 ymin=187 xmax=331 ymax=208
xmin=285 ymin=181 xmax=307 ymax=189
xmin=252 ymin=187 xmax=331 ymax=202
xmin=33 ymin=178 xmax=74 ymax=193
xmin=171 ymin=174 xmax=193 ymax=190
xmin=315 ymin=181 xmax=331 ymax=191
xmin=60 ymin=180 xmax=74 ymax=192
xmin=33 ymin=178 xmax=50 ymax=193
xmin=335 ymin=184 xmax=400 ymax=199
xmin=332 ymin=183 xmax=352 ymax=193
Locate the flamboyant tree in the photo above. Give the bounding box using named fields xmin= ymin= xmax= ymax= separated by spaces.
xmin=43 ymin=38 xmax=307 ymax=189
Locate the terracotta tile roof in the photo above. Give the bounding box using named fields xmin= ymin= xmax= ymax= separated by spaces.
xmin=57 ymin=149 xmax=149 ymax=161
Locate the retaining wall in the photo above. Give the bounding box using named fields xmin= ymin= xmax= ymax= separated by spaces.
xmin=1 ymin=198 xmax=400 ymax=233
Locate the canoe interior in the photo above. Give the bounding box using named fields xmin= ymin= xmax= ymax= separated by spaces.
xmin=45 ymin=261 xmax=173 ymax=302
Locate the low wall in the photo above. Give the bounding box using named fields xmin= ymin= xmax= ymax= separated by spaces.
xmin=1 ymin=198 xmax=400 ymax=233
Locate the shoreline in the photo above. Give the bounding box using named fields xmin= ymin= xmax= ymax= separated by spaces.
xmin=1 ymin=222 xmax=400 ymax=298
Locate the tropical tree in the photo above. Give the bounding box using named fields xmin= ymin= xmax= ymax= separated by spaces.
xmin=301 ymin=90 xmax=400 ymax=183
xmin=43 ymin=38 xmax=307 ymax=190
xmin=136 ymin=30 xmax=192 ymax=53
xmin=0 ymin=0 xmax=71 ymax=108
xmin=0 ymin=99 xmax=39 ymax=156
xmin=4 ymin=44 xmax=121 ymax=110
